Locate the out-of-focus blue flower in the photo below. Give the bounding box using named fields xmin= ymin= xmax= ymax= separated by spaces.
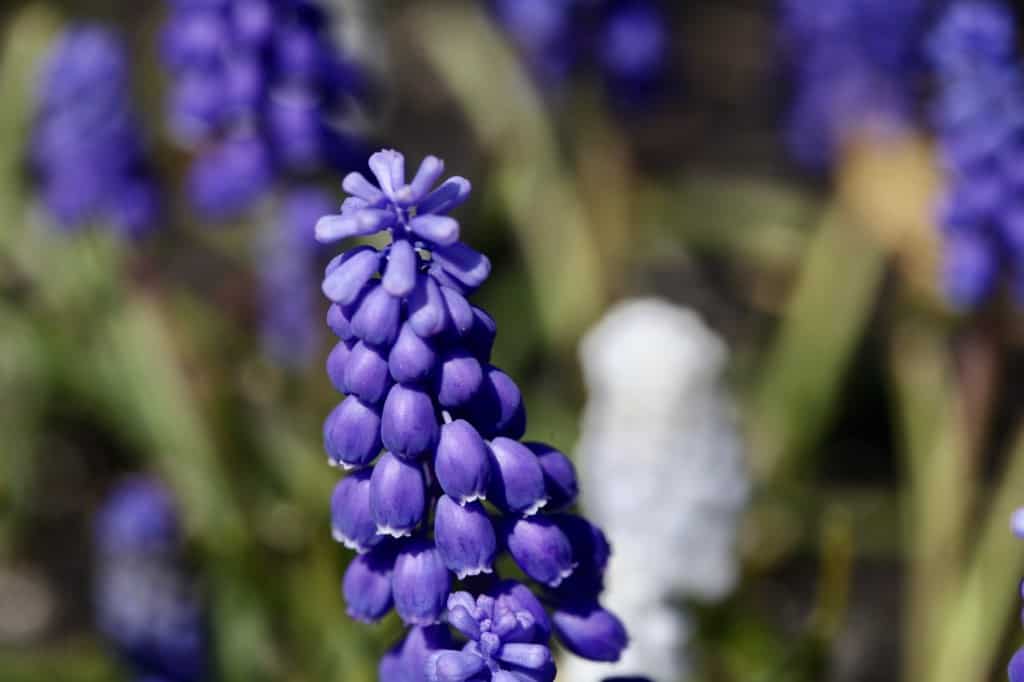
xmin=161 ymin=0 xmax=364 ymax=218
xmin=319 ymin=149 xmax=628 ymax=679
xmin=31 ymin=27 xmax=159 ymax=237
xmin=491 ymin=0 xmax=667 ymax=108
xmin=94 ymin=478 xmax=207 ymax=682
xmin=929 ymin=1 xmax=1024 ymax=309
xmin=260 ymin=188 xmax=332 ymax=366
xmin=779 ymin=0 xmax=926 ymax=170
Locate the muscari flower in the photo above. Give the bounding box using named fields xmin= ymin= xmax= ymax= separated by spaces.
xmin=491 ymin=0 xmax=668 ymax=108
xmin=94 ymin=477 xmax=207 ymax=682
xmin=779 ymin=0 xmax=926 ymax=170
xmin=320 ymin=150 xmax=628 ymax=680
xmin=928 ymin=1 xmax=1024 ymax=309
xmin=31 ymin=26 xmax=159 ymax=238
xmin=260 ymin=188 xmax=333 ymax=366
xmin=564 ymin=299 xmax=748 ymax=682
xmin=161 ymin=0 xmax=364 ymax=218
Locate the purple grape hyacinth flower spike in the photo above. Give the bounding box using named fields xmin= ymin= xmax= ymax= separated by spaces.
xmin=779 ymin=0 xmax=926 ymax=171
xmin=31 ymin=26 xmax=159 ymax=238
xmin=319 ymin=150 xmax=628 ymax=680
xmin=261 ymin=188 xmax=333 ymax=366
xmin=928 ymin=1 xmax=1024 ymax=309
xmin=94 ymin=478 xmax=207 ymax=682
xmin=161 ymin=0 xmax=365 ymax=218
xmin=491 ymin=0 xmax=668 ymax=108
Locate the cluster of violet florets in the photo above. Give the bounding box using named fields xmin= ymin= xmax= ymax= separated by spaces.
xmin=94 ymin=478 xmax=207 ymax=682
xmin=928 ymin=1 xmax=1024 ymax=309
xmin=31 ymin=27 xmax=159 ymax=238
xmin=161 ymin=0 xmax=364 ymax=218
xmin=319 ymin=150 xmax=628 ymax=681
xmin=491 ymin=0 xmax=668 ymax=107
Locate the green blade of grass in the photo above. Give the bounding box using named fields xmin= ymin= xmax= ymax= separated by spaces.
xmin=748 ymin=206 xmax=887 ymax=483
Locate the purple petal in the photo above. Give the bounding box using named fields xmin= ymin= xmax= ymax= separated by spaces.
xmin=342 ymin=170 xmax=385 ymax=203
xmin=497 ymin=643 xmax=550 ymax=670
xmin=435 ymin=419 xmax=491 ymax=504
xmin=396 ymin=155 xmax=445 ymax=206
xmin=527 ymin=443 xmax=578 ymax=511
xmin=324 ymin=397 xmax=382 ymax=468
xmin=408 ymin=274 xmax=449 ymax=338
xmin=393 ymin=539 xmax=450 ymax=626
xmin=506 ymin=517 xmax=576 ymax=587
xmin=343 ymin=341 xmax=393 ymax=405
xmin=434 ymin=496 xmax=496 ymax=579
xmin=326 ymin=303 xmax=354 ymax=340
xmin=351 ymin=284 xmax=402 ymax=348
xmin=368 ymin=149 xmax=406 ymax=196
xmin=410 ymin=214 xmax=460 ymax=246
xmin=425 ymin=650 xmax=486 ymax=682
xmin=383 ymin=239 xmax=418 ymax=297
xmin=464 ymin=307 xmax=497 ymax=363
xmin=322 ymin=246 xmax=379 ymax=305
xmin=419 ymin=177 xmax=472 ymax=215
xmin=382 ymin=384 xmax=440 ymax=459
xmin=315 ymin=208 xmax=393 ymax=243
xmin=437 ymin=352 xmax=484 ymax=408
xmin=489 ymin=580 xmax=551 ymax=643
xmin=551 ymin=603 xmax=627 ymax=662
xmin=433 ymin=242 xmax=491 ymax=290
xmin=342 ymin=544 xmax=395 ymax=623
xmin=331 ymin=469 xmax=379 ymax=553
xmin=462 ymin=367 xmax=526 ymax=439
xmin=487 ymin=438 xmax=547 ymax=515
xmin=326 ymin=340 xmax=353 ymax=393
xmin=440 ymin=286 xmax=474 ymax=335
xmin=370 ymin=452 xmax=426 ymax=537
xmin=389 ymin=323 xmax=439 ymax=385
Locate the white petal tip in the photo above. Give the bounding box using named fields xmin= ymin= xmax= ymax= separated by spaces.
xmin=455 ymin=566 xmax=494 ymax=580
xmin=520 ymin=497 xmax=549 ymax=517
xmin=376 ymin=525 xmax=412 ymax=539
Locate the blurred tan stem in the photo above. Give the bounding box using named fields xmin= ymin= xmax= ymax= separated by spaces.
xmin=749 ymin=207 xmax=886 ymax=483
xmin=888 ymin=314 xmax=973 ymax=682
xmin=408 ymin=3 xmax=606 ymax=350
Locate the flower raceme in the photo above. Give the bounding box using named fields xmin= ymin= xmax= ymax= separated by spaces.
xmin=319 ymin=150 xmax=628 ymax=680
xmin=928 ymin=1 xmax=1024 ymax=308
xmin=31 ymin=27 xmax=159 ymax=237
xmin=161 ymin=0 xmax=364 ymax=218
xmin=94 ymin=478 xmax=207 ymax=682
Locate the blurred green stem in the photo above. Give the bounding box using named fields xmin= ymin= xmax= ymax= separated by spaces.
xmin=748 ymin=206 xmax=886 ymax=483
xmin=929 ymin=420 xmax=1024 ymax=682
xmin=409 ymin=3 xmax=606 ymax=350
xmin=0 ymin=4 xmax=60 ymax=247
xmin=888 ymin=313 xmax=972 ymax=682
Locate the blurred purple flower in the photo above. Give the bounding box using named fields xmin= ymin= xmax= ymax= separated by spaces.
xmin=491 ymin=0 xmax=668 ymax=108
xmin=31 ymin=27 xmax=159 ymax=237
xmin=779 ymin=0 xmax=926 ymax=170
xmin=260 ymin=187 xmax=332 ymax=366
xmin=319 ymin=149 xmax=627 ymax=678
xmin=929 ymin=1 xmax=1024 ymax=309
xmin=162 ymin=0 xmax=364 ymax=218
xmin=94 ymin=478 xmax=207 ymax=682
